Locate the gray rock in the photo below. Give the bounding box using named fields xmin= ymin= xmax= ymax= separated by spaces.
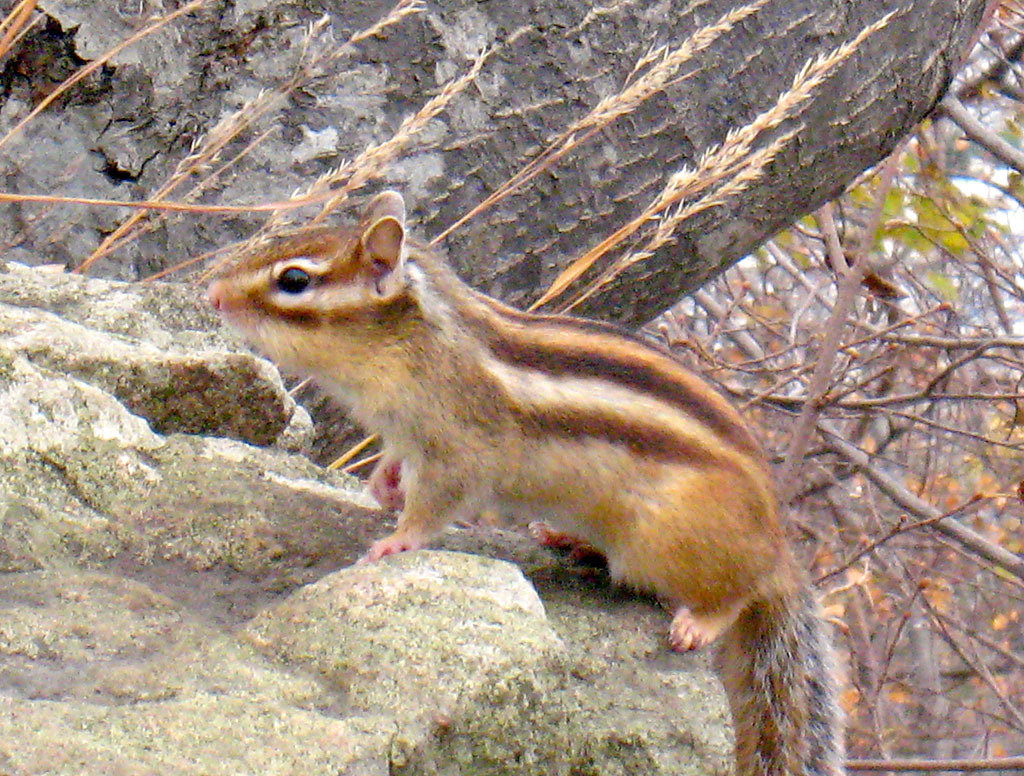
xmin=0 ymin=261 xmax=732 ymax=775
xmin=0 ymin=571 xmax=393 ymax=776
xmin=0 ymin=260 xmax=311 ymax=449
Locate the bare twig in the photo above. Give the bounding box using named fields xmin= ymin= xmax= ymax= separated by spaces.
xmin=816 ymin=495 xmax=986 ymax=585
xmin=775 ymin=204 xmax=870 ymax=503
xmin=820 ymin=423 xmax=1024 ymax=582
xmin=936 ymin=611 xmax=1024 ymax=671
xmin=688 ymin=289 xmax=765 ymax=361
xmin=881 ymin=334 xmax=1024 ymax=349
xmin=940 ymin=94 xmax=1024 ymax=174
xmin=775 ymin=139 xmax=905 ymax=503
xmin=848 ymin=757 xmax=1024 ymax=771
xmin=918 ymin=593 xmax=1024 ymax=732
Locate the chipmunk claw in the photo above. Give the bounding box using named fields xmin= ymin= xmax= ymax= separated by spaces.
xmin=669 ymin=608 xmax=707 ymax=652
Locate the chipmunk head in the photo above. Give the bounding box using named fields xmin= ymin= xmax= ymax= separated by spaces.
xmin=207 ymin=190 xmax=419 ymax=373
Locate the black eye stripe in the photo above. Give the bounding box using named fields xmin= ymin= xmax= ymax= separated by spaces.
xmin=276 ymin=266 xmax=313 ymax=294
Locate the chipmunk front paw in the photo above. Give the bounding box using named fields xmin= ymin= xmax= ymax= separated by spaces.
xmin=359 ymin=532 xmax=424 ymax=564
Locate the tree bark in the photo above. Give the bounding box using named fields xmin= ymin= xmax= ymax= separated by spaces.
xmin=0 ymin=0 xmax=987 ymax=325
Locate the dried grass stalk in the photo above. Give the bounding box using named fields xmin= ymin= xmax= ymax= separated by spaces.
xmin=0 ymin=0 xmax=209 ymax=155
xmin=430 ymin=0 xmax=771 ymax=246
xmin=73 ymin=0 xmax=425 ymax=273
xmin=77 ymin=86 xmax=291 ymax=273
xmin=531 ymin=9 xmax=898 ymax=311
xmin=309 ymin=46 xmax=493 ymax=224
xmin=207 ymin=45 xmax=493 ymax=280
xmin=563 ymin=129 xmax=797 ymax=312
xmin=0 ymin=0 xmax=37 ymax=63
xmin=327 ymin=434 xmax=379 ymax=470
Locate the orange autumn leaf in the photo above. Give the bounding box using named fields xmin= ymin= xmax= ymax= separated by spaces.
xmin=840 ymin=687 xmax=861 ymax=713
xmin=888 ymin=687 xmax=913 ymax=704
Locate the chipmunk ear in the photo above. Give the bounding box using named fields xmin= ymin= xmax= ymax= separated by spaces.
xmin=360 ymin=191 xmax=407 ymax=296
xmin=363 ymin=190 xmax=406 ymax=227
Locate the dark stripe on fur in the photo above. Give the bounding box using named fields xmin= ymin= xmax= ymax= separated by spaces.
xmin=248 ymin=289 xmax=418 ymax=327
xmin=464 ymin=296 xmax=761 ymax=458
xmin=514 ymin=403 xmax=722 ymax=466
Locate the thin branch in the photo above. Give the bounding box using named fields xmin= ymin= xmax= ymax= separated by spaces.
xmin=886 ymin=407 xmax=1023 ymax=451
xmin=940 ymin=94 xmax=1024 ymax=174
xmin=936 ymin=611 xmax=1024 ymax=671
xmin=775 ymin=142 xmax=905 ymax=503
xmin=957 ymin=30 xmax=1024 ymax=102
xmin=848 ymin=758 xmax=1024 ymax=772
xmin=776 ymin=204 xmax=870 ymax=503
xmin=918 ymin=593 xmax=1024 ymax=733
xmin=756 ymin=391 xmax=1024 ymax=411
xmin=816 ymin=496 xmax=986 ymax=585
xmin=688 ymin=289 xmax=765 ymax=361
xmin=881 ymin=334 xmax=1024 ymax=349
xmin=820 ymin=423 xmax=1024 ymax=583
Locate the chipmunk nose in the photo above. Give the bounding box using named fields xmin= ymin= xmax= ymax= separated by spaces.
xmin=206 ymin=280 xmax=227 ymax=312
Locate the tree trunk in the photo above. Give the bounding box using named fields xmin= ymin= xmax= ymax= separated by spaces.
xmin=1 ymin=0 xmax=986 ymax=325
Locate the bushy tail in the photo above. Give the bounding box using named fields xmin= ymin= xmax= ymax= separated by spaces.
xmin=717 ymin=586 xmax=844 ymax=776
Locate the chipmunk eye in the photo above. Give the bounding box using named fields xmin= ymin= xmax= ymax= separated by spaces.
xmin=276 ymin=266 xmax=313 ymax=294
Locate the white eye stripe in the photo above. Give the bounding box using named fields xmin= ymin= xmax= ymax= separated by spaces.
xmin=271 ymin=256 xmax=330 ymax=279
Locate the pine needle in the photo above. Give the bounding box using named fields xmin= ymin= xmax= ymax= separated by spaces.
xmin=343 ymin=451 xmax=383 ymax=474
xmin=0 ymin=0 xmax=37 ymax=63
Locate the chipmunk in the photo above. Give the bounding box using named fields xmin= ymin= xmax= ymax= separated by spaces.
xmin=207 ymin=191 xmax=844 ymax=776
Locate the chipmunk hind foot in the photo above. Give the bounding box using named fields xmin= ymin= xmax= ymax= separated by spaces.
xmin=668 ymin=597 xmax=749 ymax=652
